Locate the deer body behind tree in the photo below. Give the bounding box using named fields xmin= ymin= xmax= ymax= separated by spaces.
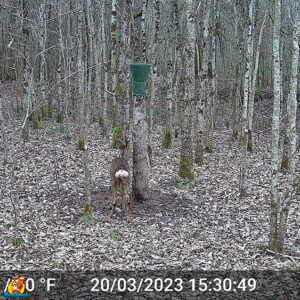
xmin=109 ymin=138 xmax=131 ymax=222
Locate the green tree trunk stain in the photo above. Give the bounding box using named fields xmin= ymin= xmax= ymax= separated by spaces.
xmin=162 ymin=130 xmax=172 ymax=148
xmin=179 ymin=156 xmax=194 ymax=180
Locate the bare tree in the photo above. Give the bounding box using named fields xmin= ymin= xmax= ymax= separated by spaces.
xmin=239 ymin=0 xmax=255 ymax=199
xmin=131 ymin=63 xmax=151 ymax=201
xmin=195 ymin=0 xmax=211 ymax=165
xmin=269 ymin=0 xmax=282 ymax=252
xmin=272 ymin=0 xmax=299 ymax=253
xmin=179 ymin=0 xmax=195 ymax=180
xmin=247 ymin=11 xmax=267 ymax=152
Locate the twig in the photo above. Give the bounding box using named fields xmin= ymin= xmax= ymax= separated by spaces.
xmin=105 ymin=89 xmax=116 ymax=97
xmin=225 ymin=158 xmax=239 ymax=175
xmin=30 ymin=62 xmax=104 ymax=116
xmin=52 ymin=145 xmax=62 ymax=207
xmin=266 ymin=249 xmax=300 ymax=261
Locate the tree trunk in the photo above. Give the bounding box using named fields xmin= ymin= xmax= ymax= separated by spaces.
xmin=163 ymin=2 xmax=174 ymax=149
xmin=0 ymin=94 xmax=8 ymax=165
xmin=85 ymin=0 xmax=94 ymax=121
xmin=77 ymin=4 xmax=84 ymax=140
xmin=173 ymin=0 xmax=181 ymax=138
xmin=241 ymin=0 xmax=255 ymax=141
xmin=132 ymin=95 xmax=150 ymax=201
xmin=269 ymin=0 xmax=281 ymax=252
xmin=231 ymin=0 xmax=243 ymax=140
xmin=101 ymin=4 xmax=108 ymax=135
xmin=21 ymin=0 xmax=31 ymax=141
xmin=195 ymin=0 xmax=210 ymax=165
xmin=247 ymin=11 xmax=267 ymax=152
xmin=277 ymin=0 xmax=299 ymax=253
xmin=39 ymin=1 xmax=47 ymax=118
xmin=239 ymin=0 xmax=255 ymax=199
xmin=110 ymin=0 xmax=117 ymax=125
xmin=207 ymin=0 xmax=219 ymax=152
xmin=148 ymin=0 xmax=160 ymax=150
xmin=94 ymin=2 xmax=103 ymax=127
xmin=141 ymin=0 xmax=147 ymax=62
xmin=179 ymin=0 xmax=195 ymax=180
xmin=78 ymin=3 xmax=91 ymax=211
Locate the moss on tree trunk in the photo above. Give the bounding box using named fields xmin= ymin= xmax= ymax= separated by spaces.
xmin=179 ymin=156 xmax=194 ymax=180
xmin=194 ymin=140 xmax=204 ymax=165
xmin=112 ymin=125 xmax=123 ymax=148
xmin=162 ymin=130 xmax=172 ymax=148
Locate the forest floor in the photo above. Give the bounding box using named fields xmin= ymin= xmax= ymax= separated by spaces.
xmin=0 ymin=82 xmax=299 ymax=272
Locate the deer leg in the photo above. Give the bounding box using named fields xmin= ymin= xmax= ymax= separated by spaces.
xmin=119 ymin=185 xmax=125 ymax=210
xmin=125 ymin=192 xmax=130 ymax=223
xmin=109 ymin=187 xmax=117 ymax=218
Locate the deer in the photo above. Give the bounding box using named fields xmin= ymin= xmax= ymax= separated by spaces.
xmin=109 ymin=136 xmax=131 ymax=222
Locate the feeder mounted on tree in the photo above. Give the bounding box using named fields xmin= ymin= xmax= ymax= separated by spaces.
xmin=129 ymin=63 xmax=151 ymax=95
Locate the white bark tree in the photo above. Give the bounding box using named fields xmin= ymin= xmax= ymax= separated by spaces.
xmin=132 ymin=94 xmax=150 ymax=201
xmin=77 ymin=3 xmax=91 ymax=214
xmin=148 ymin=0 xmax=160 ymax=151
xmin=179 ymin=0 xmax=195 ymax=180
xmin=110 ymin=0 xmax=117 ymax=126
xmin=195 ymin=0 xmax=211 ymax=164
xmin=269 ymin=0 xmax=281 ymax=252
xmin=239 ymin=0 xmax=255 ymax=199
xmin=273 ymin=0 xmax=299 ymax=253
xmin=101 ymin=3 xmax=108 ymax=135
xmin=247 ymin=11 xmax=267 ymax=152
xmin=163 ymin=1 xmax=174 ymax=149
xmin=39 ymin=0 xmax=47 ymax=119
xmin=141 ymin=0 xmax=147 ymax=62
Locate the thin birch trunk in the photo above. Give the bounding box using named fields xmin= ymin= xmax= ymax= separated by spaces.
xmin=207 ymin=0 xmax=219 ymax=152
xmin=174 ymin=0 xmax=181 ymax=138
xmin=179 ymin=0 xmax=195 ymax=180
xmin=195 ymin=0 xmax=210 ymax=164
xmin=39 ymin=1 xmax=47 ymax=117
xmin=148 ymin=0 xmax=160 ymax=149
xmin=101 ymin=4 xmax=108 ymax=134
xmin=241 ymin=0 xmax=255 ymax=141
xmin=111 ymin=0 xmax=117 ymax=101
xmin=163 ymin=3 xmax=174 ymax=149
xmin=232 ymin=1 xmax=243 ymax=139
xmin=77 ymin=4 xmax=84 ymax=140
xmin=141 ymin=0 xmax=147 ymax=62
xmin=125 ymin=2 xmax=132 ymax=131
xmin=0 ymin=94 xmax=8 ymax=165
xmin=78 ymin=3 xmax=91 ymax=212
xmin=148 ymin=3 xmax=155 ymax=155
xmin=239 ymin=0 xmax=255 ymax=199
xmin=57 ymin=0 xmax=66 ymax=123
xmin=269 ymin=0 xmax=281 ymax=252
xmin=116 ymin=8 xmax=127 ymax=131
xmin=86 ymin=0 xmax=94 ymax=121
xmin=94 ymin=3 xmax=103 ymax=126
xmin=277 ymin=0 xmax=299 ymax=253
xmin=21 ymin=0 xmax=31 ymax=141
xmin=247 ymin=11 xmax=267 ymax=152
xmin=204 ymin=0 xmax=214 ymax=153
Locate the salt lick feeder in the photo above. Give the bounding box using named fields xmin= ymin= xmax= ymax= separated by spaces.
xmin=129 ymin=63 xmax=151 ymax=95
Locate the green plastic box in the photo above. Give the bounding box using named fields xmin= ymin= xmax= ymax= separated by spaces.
xmin=130 ymin=63 xmax=151 ymax=95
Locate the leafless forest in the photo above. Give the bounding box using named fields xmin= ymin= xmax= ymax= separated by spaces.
xmin=0 ymin=0 xmax=299 ymax=277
